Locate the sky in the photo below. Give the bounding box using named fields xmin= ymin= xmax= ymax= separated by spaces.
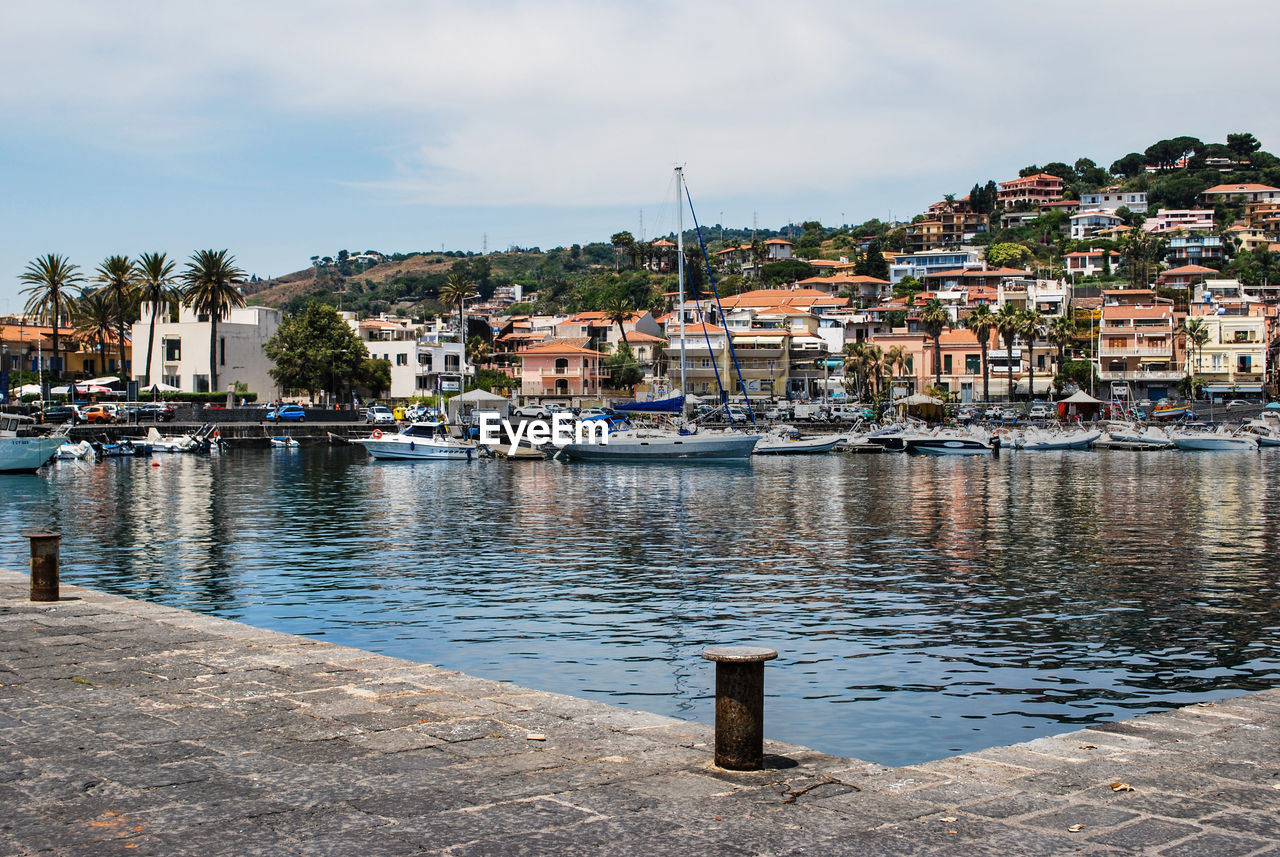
xmin=3 ymin=0 xmax=1279 ymax=313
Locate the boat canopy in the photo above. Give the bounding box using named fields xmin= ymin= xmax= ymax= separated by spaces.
xmin=615 ymin=396 xmax=683 ymax=414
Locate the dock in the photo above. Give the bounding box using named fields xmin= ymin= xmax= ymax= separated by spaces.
xmin=2 ymin=569 xmax=1277 ymax=856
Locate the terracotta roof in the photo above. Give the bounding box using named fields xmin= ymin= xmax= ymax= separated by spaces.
xmin=764 ymin=238 xmax=794 ymax=245
xmin=516 ymin=342 xmax=609 ymax=358
xmin=671 ymin=323 xmax=727 ymax=336
xmin=618 ymin=331 xmax=666 ymax=343
xmin=753 ymin=306 xmax=812 ymax=316
xmin=1202 ymin=183 xmax=1280 ymax=193
xmin=1161 ymin=265 xmax=1218 ymax=275
xmin=808 ymin=259 xmax=842 ymax=268
xmin=1064 ymin=250 xmax=1120 ymax=257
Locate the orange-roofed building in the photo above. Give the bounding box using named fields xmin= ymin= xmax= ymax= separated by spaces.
xmin=997 ymin=173 xmax=1064 ymax=206
xmin=516 ymin=341 xmax=609 ymax=399
xmin=1097 ymin=290 xmax=1183 ymax=400
xmin=1199 ymin=183 xmax=1280 ymax=205
xmin=1065 ymin=249 xmax=1121 ymax=279
xmin=1156 ymin=264 xmax=1218 ymax=289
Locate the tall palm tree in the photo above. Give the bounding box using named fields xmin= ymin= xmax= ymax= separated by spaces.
xmin=841 ymin=342 xmax=868 ymax=400
xmin=135 ymin=252 xmax=178 ymax=386
xmin=919 ymin=298 xmax=950 ymax=390
xmin=1021 ymin=309 xmax=1046 ymax=402
xmin=439 ymin=273 xmax=474 ymax=342
xmin=19 ymin=253 xmax=83 ymax=382
xmin=1047 ymin=316 xmax=1076 ymax=380
xmin=182 ymin=249 xmax=245 ymax=393
xmin=864 ymin=344 xmax=885 ymax=400
xmin=602 ymin=294 xmax=633 ymax=346
xmin=963 ymin=304 xmax=996 ymax=403
xmin=94 ymin=255 xmax=138 ymax=378
xmin=884 ymin=344 xmax=907 ymax=398
xmin=71 ymin=288 xmax=116 ymax=378
xmin=1179 ymin=316 xmax=1210 ymax=392
xmin=995 ymin=303 xmax=1023 ymax=402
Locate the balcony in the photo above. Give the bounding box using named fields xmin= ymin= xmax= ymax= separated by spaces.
xmin=1098 ymin=347 xmax=1175 ymax=358
xmin=1099 ymin=370 xmax=1184 ymax=382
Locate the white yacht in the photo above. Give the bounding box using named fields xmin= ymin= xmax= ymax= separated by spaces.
xmin=352 ymin=421 xmax=478 ymax=461
xmin=0 ymin=413 xmax=64 ymax=473
xmin=1169 ymin=427 xmax=1260 ymax=451
xmin=752 ymin=425 xmax=842 ymax=455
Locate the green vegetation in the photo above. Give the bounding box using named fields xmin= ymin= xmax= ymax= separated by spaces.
xmin=264 ymin=301 xmax=369 ymax=401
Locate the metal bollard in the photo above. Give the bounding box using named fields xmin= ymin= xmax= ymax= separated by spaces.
xmin=22 ymin=532 xmax=62 ymax=602
xmin=701 ymin=645 xmax=778 ymax=770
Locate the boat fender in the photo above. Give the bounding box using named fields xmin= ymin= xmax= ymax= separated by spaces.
xmin=371 ymin=429 xmax=383 ymax=439
xmin=212 ymin=429 xmax=221 ymax=439
xmin=409 ymin=441 xmax=414 ymax=450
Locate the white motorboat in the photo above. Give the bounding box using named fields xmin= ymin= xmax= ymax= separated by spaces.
xmin=0 ymin=413 xmax=64 ymax=473
xmin=905 ymin=431 xmax=995 ymax=455
xmin=54 ymin=439 xmax=95 ymax=459
xmin=1097 ymin=421 xmax=1173 ymax=450
xmin=1169 ymin=428 xmax=1260 ymax=451
xmin=1240 ymin=417 xmax=1280 ymax=447
xmin=753 ymin=425 xmax=842 ymax=455
xmin=1012 ymin=428 xmax=1102 ymax=451
xmin=146 ymin=427 xmax=200 ymax=453
xmin=352 ymin=421 xmax=478 ymax=461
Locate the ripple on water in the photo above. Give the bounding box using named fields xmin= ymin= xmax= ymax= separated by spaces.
xmin=3 ymin=446 xmax=1280 ymax=765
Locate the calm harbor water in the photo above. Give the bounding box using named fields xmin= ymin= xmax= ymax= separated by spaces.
xmin=4 ymin=447 xmax=1280 ymax=766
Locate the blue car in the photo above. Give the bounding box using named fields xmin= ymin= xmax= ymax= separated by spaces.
xmin=266 ymin=405 xmax=306 ymax=422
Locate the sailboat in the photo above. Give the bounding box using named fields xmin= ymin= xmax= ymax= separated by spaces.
xmin=559 ymin=167 xmax=761 ymax=461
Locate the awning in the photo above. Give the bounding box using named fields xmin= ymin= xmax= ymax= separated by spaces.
xmin=1202 ymin=384 xmax=1263 ymax=393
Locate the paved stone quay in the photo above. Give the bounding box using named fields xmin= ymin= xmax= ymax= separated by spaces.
xmin=1 ymin=570 xmax=1278 ymax=856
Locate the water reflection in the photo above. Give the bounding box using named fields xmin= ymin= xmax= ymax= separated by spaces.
xmin=3 ymin=448 xmax=1279 ymax=766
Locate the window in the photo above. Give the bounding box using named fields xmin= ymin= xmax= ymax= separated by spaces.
xmin=700 ymin=359 xmax=711 ymax=368
xmin=84 ymin=359 xmax=96 ymax=375
xmin=219 ymin=337 xmax=226 ymax=366
xmin=162 ymin=374 xmax=180 ymax=388
xmin=396 ymin=354 xmax=408 ymax=366
xmin=417 ymin=353 xmax=432 ymax=367
xmin=1238 ymin=356 xmax=1252 ymax=373
xmin=965 ymin=355 xmax=980 ymax=374
xmin=194 ymin=374 xmax=210 ymax=393
xmin=905 ymin=357 xmax=913 ymax=373
xmin=943 ymin=355 xmax=952 ymax=374
xmin=415 ymin=375 xmax=432 ymax=390
xmin=554 ymin=358 xmax=569 ymax=374
xmin=164 ymin=339 xmax=181 ymax=361
xmin=445 ymin=355 xmax=460 ymax=371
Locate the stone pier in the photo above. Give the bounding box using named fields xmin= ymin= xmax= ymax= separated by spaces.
xmin=1 ymin=570 xmax=1277 ymax=856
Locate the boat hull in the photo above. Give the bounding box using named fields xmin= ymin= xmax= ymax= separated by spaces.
xmin=1171 ymin=436 xmax=1259 ymax=451
xmin=560 ymin=433 xmax=760 ymax=461
xmin=906 ymin=438 xmax=993 ymax=455
xmin=753 ymin=436 xmax=842 ymax=455
xmin=0 ymin=436 xmax=64 ymax=472
xmin=353 ymin=437 xmax=476 ymax=460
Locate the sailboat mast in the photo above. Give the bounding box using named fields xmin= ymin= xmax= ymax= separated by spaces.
xmin=676 ymin=166 xmax=685 ymax=407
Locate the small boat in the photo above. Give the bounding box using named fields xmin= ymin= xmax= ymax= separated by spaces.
xmin=270 ymin=436 xmax=300 ymax=448
xmin=493 ymin=443 xmax=546 ymax=460
xmin=1170 ymin=428 xmax=1260 ymax=451
xmin=1152 ymin=403 xmax=1197 ymax=420
xmin=1240 ymin=417 xmax=1280 ymax=448
xmin=905 ymin=431 xmax=995 ymax=455
xmin=55 ymin=439 xmax=95 ymax=459
xmin=0 ymin=413 xmax=64 ymax=473
xmin=146 ymin=427 xmax=200 ymax=453
xmin=1097 ymin=422 xmax=1173 ymax=450
xmin=753 ymin=425 xmax=842 ymax=455
xmin=1012 ymin=428 xmax=1102 ymax=451
xmin=559 ymin=426 xmax=761 ymax=461
xmin=99 ymin=438 xmax=153 ymax=457
xmin=352 ymin=421 xmax=478 ymax=460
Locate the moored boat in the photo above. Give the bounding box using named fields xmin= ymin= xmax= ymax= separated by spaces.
xmin=0 ymin=413 xmax=64 ymax=472
xmin=1169 ymin=428 xmax=1259 ymax=451
xmin=752 ymin=425 xmax=842 ymax=455
xmin=352 ymin=421 xmax=477 ymax=460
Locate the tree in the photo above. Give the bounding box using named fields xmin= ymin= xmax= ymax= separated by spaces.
xmin=606 ymin=341 xmax=644 ymax=390
xmin=466 ymin=336 xmax=492 ymax=368
xmin=94 ymin=255 xmax=138 ymax=378
xmin=919 ymin=298 xmax=950 ymax=390
xmin=760 ymin=258 xmax=815 ymax=286
xmin=19 ymin=253 xmax=83 ymax=381
xmin=602 ymin=294 xmax=633 ymax=345
xmin=1110 ymin=153 xmax=1146 ymax=179
xmin=1121 ymin=230 xmax=1166 ymax=287
xmin=883 ymin=344 xmax=907 ymax=398
xmin=264 ymin=300 xmax=368 ymax=401
xmin=71 ymin=288 xmax=115 ymax=378
xmin=1178 ymin=317 xmax=1210 ymax=386
xmin=439 ymin=273 xmax=475 ymax=342
xmin=995 ymin=303 xmax=1023 ymax=402
xmin=985 ymin=242 xmax=1032 ymax=269
xmin=855 ymin=240 xmax=889 ymax=280
xmin=893 ymin=275 xmax=923 ymax=301
xmin=1227 ymin=132 xmax=1261 ymax=158
xmin=357 ymin=358 xmax=392 ymax=399
xmin=1047 ymin=315 xmax=1076 ymax=374
xmin=135 ymin=252 xmax=179 ymax=387
xmin=181 ymin=249 xmax=246 ymax=393
xmin=610 ymin=231 xmax=635 ymax=271
xmin=963 ymin=304 xmax=996 ymax=403
xmin=1021 ymin=309 xmax=1046 ymax=402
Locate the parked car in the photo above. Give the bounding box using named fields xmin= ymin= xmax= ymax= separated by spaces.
xmin=983 ymin=406 xmax=1001 ymax=420
xmin=82 ymin=404 xmax=118 ymax=424
xmin=578 ymin=407 xmax=615 ymax=419
xmin=363 ymin=405 xmax=394 ymax=425
xmin=38 ymin=405 xmax=81 ymax=425
xmin=129 ymin=403 xmax=176 ymax=422
xmin=267 ymin=404 xmax=307 ymax=422
xmin=955 ymin=407 xmax=977 ymax=422
xmin=725 ymin=406 xmax=750 ymax=423
xmin=1225 ymin=399 xmax=1251 ymax=409
xmin=1027 ymin=404 xmax=1051 ymax=419
xmin=514 ymin=404 xmax=552 ymax=419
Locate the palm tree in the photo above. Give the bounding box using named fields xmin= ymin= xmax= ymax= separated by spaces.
xmin=602 ymin=294 xmax=633 ymax=346
xmin=71 ymin=288 xmax=115 ymax=377
xmin=135 ymin=252 xmax=178 ymax=386
xmin=884 ymin=344 xmax=907 ymax=398
xmin=963 ymin=304 xmax=996 ymax=403
xmin=842 ymin=342 xmax=868 ymax=400
xmin=1179 ymin=317 xmax=1210 ymax=394
xmin=466 ymin=335 xmax=491 ymax=368
xmin=1021 ymin=309 xmax=1046 ymax=403
xmin=94 ymin=255 xmax=138 ymax=378
xmin=439 ymin=273 xmax=474 ymax=342
xmin=1047 ymin=315 xmax=1076 ymax=385
xmin=19 ymin=253 xmax=83 ymax=382
xmin=864 ymin=344 xmax=885 ymax=400
xmin=919 ymin=298 xmax=950 ymax=390
xmin=995 ymin=303 xmax=1023 ymax=402
xmin=181 ymin=249 xmax=246 ymax=393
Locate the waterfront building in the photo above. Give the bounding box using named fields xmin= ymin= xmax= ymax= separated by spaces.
xmin=515 ymin=341 xmax=608 ymax=400
xmin=1186 ymin=298 xmax=1272 ymax=400
xmin=1096 ymin=289 xmax=1183 ymax=402
xmin=132 ymin=303 xmax=280 ymax=396
xmin=793 ymin=274 xmax=891 ymax=303
xmin=1224 ymin=224 xmax=1274 ymax=253
xmin=2 ymin=317 xmax=125 ymax=380
xmin=661 ymin=322 xmax=732 ymax=398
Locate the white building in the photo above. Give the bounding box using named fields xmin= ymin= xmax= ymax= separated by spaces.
xmin=132 ymin=304 xmax=282 ymax=396
xmin=1143 ymin=209 xmax=1215 ymax=234
xmin=1070 ymin=211 xmax=1125 ymax=241
xmin=349 ymin=314 xmax=467 ymax=399
xmin=1079 ymin=188 xmax=1147 ymax=213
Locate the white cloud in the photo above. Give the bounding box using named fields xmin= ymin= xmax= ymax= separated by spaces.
xmin=1 ymin=0 xmax=1278 ymax=209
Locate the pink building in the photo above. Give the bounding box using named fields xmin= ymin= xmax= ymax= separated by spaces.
xmin=516 ymin=342 xmax=609 ymax=400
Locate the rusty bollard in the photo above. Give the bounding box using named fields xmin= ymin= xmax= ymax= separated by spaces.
xmin=22 ymin=532 xmax=62 ymax=602
xmin=702 ymin=645 xmax=778 ymax=770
